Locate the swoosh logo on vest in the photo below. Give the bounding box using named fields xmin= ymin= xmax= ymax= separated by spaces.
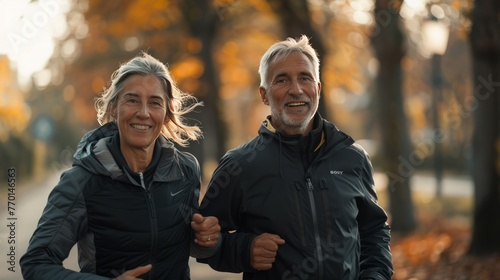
xmin=170 ymin=189 xmax=185 ymax=197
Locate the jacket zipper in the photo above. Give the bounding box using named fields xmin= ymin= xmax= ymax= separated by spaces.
xmin=140 ymin=172 xmax=158 ymax=278
xmin=306 ymin=177 xmax=324 ymax=279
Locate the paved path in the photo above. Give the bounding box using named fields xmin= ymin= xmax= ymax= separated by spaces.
xmin=0 ymin=170 xmax=472 ymax=279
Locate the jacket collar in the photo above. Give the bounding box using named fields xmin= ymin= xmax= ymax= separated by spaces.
xmin=73 ymin=122 xmax=184 ymax=184
xmin=260 ymin=113 xmax=325 ymax=151
xmin=259 ymin=113 xmax=354 ymax=155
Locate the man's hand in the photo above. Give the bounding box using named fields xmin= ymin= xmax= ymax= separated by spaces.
xmin=191 ymin=213 xmax=221 ymax=247
xmin=112 ymin=264 xmax=152 ymax=280
xmin=250 ymin=233 xmax=285 ymax=271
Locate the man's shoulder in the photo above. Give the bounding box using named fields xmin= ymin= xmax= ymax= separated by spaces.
xmin=224 ymin=135 xmax=272 ymax=161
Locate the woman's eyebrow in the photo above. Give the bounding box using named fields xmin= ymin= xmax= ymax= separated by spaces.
xmin=122 ymin=92 xmax=139 ymax=98
xmin=150 ymin=94 xmax=165 ymax=100
xmin=122 ymin=93 xmax=165 ymax=100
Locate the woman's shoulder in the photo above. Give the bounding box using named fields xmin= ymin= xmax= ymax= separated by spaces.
xmin=174 ymin=149 xmax=201 ymax=177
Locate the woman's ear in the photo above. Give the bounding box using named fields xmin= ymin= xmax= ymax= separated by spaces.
xmin=111 ymin=108 xmax=117 ymax=121
xmin=164 ymin=103 xmax=174 ymax=123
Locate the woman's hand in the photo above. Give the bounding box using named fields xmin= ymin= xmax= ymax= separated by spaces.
xmin=191 ymin=213 xmax=221 ymax=247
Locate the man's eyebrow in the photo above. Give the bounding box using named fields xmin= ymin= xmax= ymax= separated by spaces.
xmin=273 ymin=73 xmax=289 ymax=80
xmin=299 ymin=71 xmax=313 ymax=77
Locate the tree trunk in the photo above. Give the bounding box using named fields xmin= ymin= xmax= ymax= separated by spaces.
xmin=267 ymin=0 xmax=329 ymax=119
xmin=180 ymin=0 xmax=227 ymax=174
xmin=468 ymin=0 xmax=500 ymax=255
xmin=371 ymin=0 xmax=416 ymax=233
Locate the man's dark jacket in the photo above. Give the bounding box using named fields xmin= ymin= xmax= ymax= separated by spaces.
xmin=198 ymin=115 xmax=393 ymax=280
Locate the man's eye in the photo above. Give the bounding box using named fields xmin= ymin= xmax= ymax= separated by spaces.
xmin=275 ymin=78 xmax=288 ymax=84
xmin=299 ymin=76 xmax=313 ymax=82
xmin=126 ymin=99 xmax=138 ymax=103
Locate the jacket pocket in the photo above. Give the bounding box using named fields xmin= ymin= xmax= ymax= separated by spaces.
xmin=320 ymin=178 xmax=334 ymax=244
xmin=292 ymin=181 xmax=307 ymax=248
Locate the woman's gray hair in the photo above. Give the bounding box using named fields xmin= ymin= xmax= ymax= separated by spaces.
xmin=258 ymin=35 xmax=320 ymax=89
xmin=95 ymin=52 xmax=202 ymax=147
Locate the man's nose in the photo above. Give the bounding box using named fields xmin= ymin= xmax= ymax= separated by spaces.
xmin=288 ymin=79 xmax=304 ymax=94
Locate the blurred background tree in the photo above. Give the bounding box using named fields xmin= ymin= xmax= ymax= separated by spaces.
xmin=179 ymin=0 xmax=226 ymax=176
xmin=371 ymin=0 xmax=416 ymax=233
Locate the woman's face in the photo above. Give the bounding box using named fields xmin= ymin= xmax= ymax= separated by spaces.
xmin=112 ymin=74 xmax=167 ymax=153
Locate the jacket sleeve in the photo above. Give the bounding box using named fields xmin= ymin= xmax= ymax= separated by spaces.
xmin=20 ymin=168 xmax=109 ymax=280
xmin=188 ymin=153 xmax=225 ymax=259
xmin=197 ymin=231 xmax=257 ymax=273
xmin=355 ymin=146 xmax=394 ymax=280
xmin=195 ymin=153 xmax=258 ymax=273
xmin=190 ymin=235 xmax=223 ymax=259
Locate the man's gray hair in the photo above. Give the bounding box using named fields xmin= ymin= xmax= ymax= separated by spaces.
xmin=258 ymin=35 xmax=320 ymax=89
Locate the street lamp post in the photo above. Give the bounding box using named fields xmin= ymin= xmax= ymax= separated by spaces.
xmin=422 ymin=14 xmax=449 ymax=198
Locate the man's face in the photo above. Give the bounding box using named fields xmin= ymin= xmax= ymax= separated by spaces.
xmin=259 ymin=52 xmax=321 ymax=136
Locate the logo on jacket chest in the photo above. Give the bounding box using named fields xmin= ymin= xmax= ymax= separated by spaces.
xmin=170 ymin=189 xmax=185 ymax=197
xmin=330 ymin=170 xmax=343 ymax=175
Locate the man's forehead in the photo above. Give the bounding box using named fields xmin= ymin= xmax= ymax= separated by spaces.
xmin=269 ymin=54 xmax=313 ymax=74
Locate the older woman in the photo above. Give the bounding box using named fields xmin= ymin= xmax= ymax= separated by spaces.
xmin=21 ymin=53 xmax=220 ymax=280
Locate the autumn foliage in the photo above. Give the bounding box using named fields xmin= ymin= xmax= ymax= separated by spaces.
xmin=391 ymin=214 xmax=500 ymax=279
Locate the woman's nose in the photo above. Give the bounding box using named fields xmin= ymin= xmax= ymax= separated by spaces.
xmin=137 ymin=103 xmax=150 ymax=118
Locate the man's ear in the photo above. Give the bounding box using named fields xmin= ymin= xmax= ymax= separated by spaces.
xmin=259 ymin=87 xmax=269 ymax=105
xmin=317 ymin=82 xmax=322 ymax=98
